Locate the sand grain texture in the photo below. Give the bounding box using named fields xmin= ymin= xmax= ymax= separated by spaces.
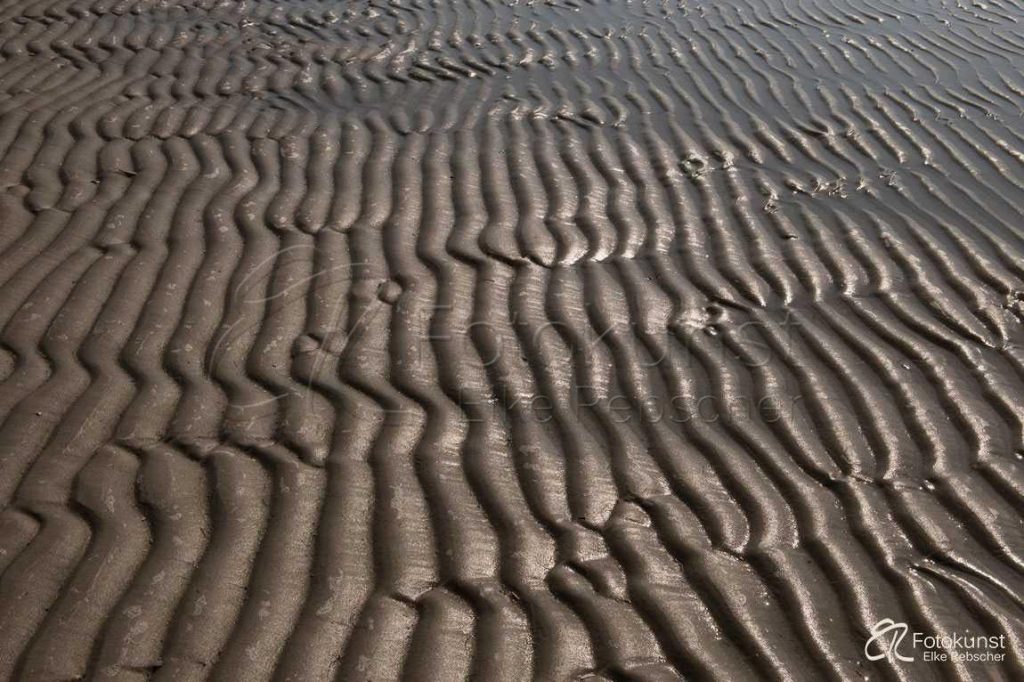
xmin=0 ymin=0 xmax=1023 ymax=679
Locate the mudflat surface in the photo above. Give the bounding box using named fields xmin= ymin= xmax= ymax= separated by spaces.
xmin=1 ymin=0 xmax=1024 ymax=680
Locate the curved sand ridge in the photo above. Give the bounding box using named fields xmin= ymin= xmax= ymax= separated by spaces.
xmin=1 ymin=0 xmax=1024 ymax=679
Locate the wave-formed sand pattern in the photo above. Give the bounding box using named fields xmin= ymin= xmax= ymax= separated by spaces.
xmin=1 ymin=0 xmax=1024 ymax=679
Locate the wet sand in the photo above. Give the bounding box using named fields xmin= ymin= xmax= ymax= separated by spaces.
xmin=1 ymin=0 xmax=1023 ymax=679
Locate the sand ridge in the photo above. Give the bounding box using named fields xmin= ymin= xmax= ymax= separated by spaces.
xmin=0 ymin=0 xmax=1023 ymax=679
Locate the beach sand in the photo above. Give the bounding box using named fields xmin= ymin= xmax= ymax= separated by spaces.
xmin=0 ymin=0 xmax=1023 ymax=679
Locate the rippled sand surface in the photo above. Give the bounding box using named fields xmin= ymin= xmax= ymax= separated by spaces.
xmin=1 ymin=1 xmax=1023 ymax=679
